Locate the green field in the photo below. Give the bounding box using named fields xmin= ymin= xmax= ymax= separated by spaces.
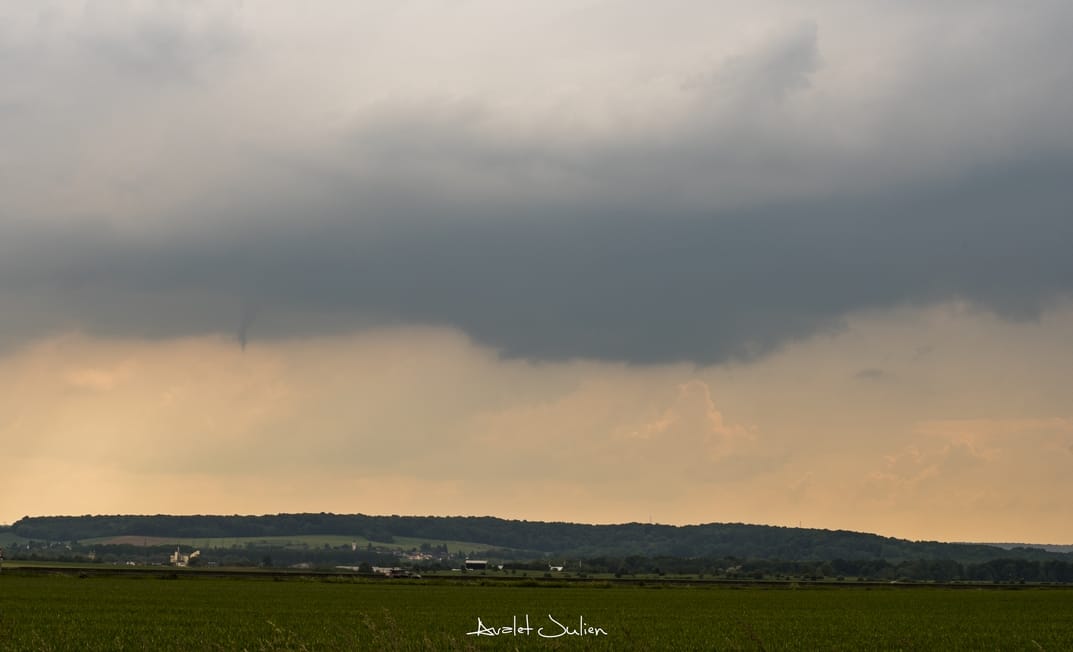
xmin=1 ymin=572 xmax=1071 ymax=650
xmin=0 ymin=533 xmax=28 ymax=549
xmin=74 ymin=533 xmax=502 ymax=555
xmin=1 ymin=525 xmax=511 ymax=557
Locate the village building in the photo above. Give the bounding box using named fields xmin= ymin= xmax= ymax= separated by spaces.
xmin=169 ymin=545 xmax=200 ymax=567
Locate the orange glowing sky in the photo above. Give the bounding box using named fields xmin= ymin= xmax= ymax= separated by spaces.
xmin=4 ymin=302 xmax=1072 ymax=542
xmin=3 ymin=1 xmax=1073 ymax=544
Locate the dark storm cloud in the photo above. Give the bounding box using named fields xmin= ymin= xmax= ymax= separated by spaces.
xmin=3 ymin=151 xmax=1071 ymax=364
xmin=2 ymin=1 xmax=1073 ymax=363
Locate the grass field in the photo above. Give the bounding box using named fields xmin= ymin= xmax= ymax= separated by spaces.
xmin=74 ymin=533 xmax=503 ymax=555
xmin=0 ymin=527 xmax=510 ymax=556
xmin=2 ymin=571 xmax=1072 ymax=650
xmin=0 ymin=533 xmax=28 ymax=549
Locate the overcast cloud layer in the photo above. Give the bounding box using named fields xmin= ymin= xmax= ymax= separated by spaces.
xmin=3 ymin=1 xmax=1073 ymax=364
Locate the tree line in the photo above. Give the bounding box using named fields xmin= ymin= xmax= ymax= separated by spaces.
xmin=9 ymin=513 xmax=1070 ymax=564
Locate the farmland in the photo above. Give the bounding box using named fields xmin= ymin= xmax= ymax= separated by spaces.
xmin=76 ymin=533 xmax=502 ymax=556
xmin=1 ymin=570 xmax=1072 ymax=650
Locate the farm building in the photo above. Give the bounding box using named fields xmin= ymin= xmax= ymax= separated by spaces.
xmin=169 ymin=546 xmax=200 ymax=567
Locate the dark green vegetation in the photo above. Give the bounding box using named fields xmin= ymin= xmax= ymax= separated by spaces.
xmin=9 ymin=513 xmax=1068 ymax=562
xmin=7 ymin=515 xmax=1073 ymax=583
xmin=2 ymin=571 xmax=1072 ymax=651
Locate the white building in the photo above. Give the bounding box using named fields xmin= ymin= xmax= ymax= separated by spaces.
xmin=169 ymin=545 xmax=200 ymax=567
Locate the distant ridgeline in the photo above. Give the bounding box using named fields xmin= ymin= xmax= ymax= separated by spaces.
xmin=8 ymin=514 xmax=1069 ymax=563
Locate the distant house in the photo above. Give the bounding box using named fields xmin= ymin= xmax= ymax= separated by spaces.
xmin=549 ymin=565 xmax=564 ymax=572
xmin=169 ymin=546 xmax=200 ymax=567
xmin=464 ymin=559 xmax=488 ymax=570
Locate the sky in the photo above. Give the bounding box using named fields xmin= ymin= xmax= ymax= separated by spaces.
xmin=2 ymin=0 xmax=1072 ymax=543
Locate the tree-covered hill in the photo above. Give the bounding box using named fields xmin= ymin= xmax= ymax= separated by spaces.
xmin=8 ymin=513 xmax=1067 ymax=563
